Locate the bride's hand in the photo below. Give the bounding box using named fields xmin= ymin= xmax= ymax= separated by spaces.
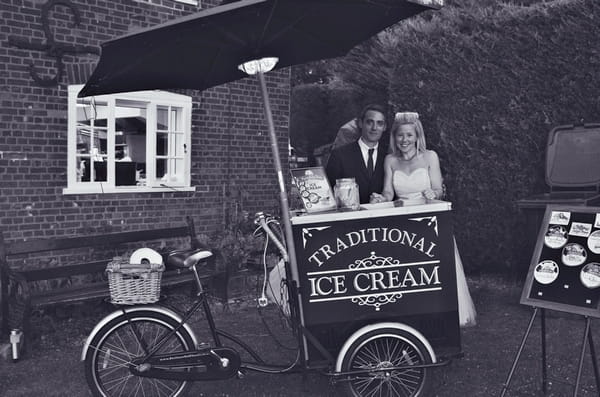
xmin=422 ymin=189 xmax=436 ymax=200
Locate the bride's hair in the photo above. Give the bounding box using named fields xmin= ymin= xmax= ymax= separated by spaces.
xmin=389 ymin=112 xmax=427 ymax=156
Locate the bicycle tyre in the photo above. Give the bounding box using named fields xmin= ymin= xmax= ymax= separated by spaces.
xmin=84 ymin=310 xmax=195 ymax=397
xmin=340 ymin=327 xmax=434 ymax=397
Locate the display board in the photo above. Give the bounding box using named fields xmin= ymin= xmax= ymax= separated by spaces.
xmin=521 ymin=205 xmax=600 ymax=317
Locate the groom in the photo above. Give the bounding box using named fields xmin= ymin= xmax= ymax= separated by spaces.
xmin=326 ymin=104 xmax=387 ymax=204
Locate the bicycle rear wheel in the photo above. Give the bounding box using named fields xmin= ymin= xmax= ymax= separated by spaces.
xmin=84 ymin=310 xmax=195 ymax=397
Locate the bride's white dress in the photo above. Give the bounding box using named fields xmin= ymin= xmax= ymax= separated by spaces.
xmin=393 ymin=169 xmax=477 ymax=327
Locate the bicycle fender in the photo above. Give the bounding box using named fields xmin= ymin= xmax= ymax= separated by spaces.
xmin=334 ymin=322 xmax=436 ymax=372
xmin=81 ymin=305 xmax=198 ymax=361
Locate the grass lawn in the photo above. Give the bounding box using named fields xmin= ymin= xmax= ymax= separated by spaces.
xmin=2 ymin=274 xmax=600 ymax=396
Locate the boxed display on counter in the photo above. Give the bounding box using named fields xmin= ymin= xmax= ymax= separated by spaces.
xmin=291 ymin=167 xmax=337 ymax=213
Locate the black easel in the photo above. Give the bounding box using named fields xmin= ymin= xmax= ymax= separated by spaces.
xmin=501 ymin=307 xmax=600 ymax=396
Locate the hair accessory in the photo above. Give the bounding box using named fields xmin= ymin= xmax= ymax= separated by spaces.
xmin=394 ymin=112 xmax=419 ymax=123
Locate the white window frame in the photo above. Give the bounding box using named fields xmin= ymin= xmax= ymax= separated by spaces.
xmin=174 ymin=0 xmax=198 ymax=5
xmin=133 ymin=0 xmax=199 ymax=6
xmin=64 ymin=85 xmax=195 ymax=195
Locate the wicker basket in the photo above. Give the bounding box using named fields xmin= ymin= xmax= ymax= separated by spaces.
xmin=106 ymin=259 xmax=165 ymax=305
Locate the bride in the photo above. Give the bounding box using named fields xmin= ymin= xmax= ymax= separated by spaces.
xmin=370 ymin=111 xmax=477 ymax=327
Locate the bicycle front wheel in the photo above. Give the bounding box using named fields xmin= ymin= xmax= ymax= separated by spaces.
xmin=340 ymin=327 xmax=434 ymax=397
xmin=84 ymin=310 xmax=195 ymax=397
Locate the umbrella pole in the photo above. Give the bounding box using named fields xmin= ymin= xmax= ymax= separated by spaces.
xmin=256 ymin=71 xmax=299 ymax=282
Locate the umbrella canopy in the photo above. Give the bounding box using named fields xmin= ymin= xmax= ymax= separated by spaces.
xmin=79 ymin=0 xmax=442 ymax=97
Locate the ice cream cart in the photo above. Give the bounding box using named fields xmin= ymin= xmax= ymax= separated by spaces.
xmin=289 ymin=201 xmax=462 ymax=393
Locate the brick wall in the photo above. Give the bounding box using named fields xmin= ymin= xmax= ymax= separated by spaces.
xmin=0 ymin=0 xmax=290 ymax=242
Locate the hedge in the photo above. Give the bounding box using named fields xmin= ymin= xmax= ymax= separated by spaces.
xmin=291 ymin=0 xmax=600 ymax=274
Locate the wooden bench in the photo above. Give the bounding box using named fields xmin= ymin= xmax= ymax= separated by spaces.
xmin=0 ymin=216 xmax=225 ymax=337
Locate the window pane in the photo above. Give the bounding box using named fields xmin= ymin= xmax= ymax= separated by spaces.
xmin=92 ymin=160 xmax=107 ymax=182
xmin=174 ymin=133 xmax=185 ymax=157
xmin=157 ymin=106 xmax=168 ymax=130
xmin=115 ymin=100 xmax=147 ymax=187
xmin=95 ymin=133 xmax=107 ymax=156
xmin=78 ymin=158 xmax=107 ymax=182
xmin=171 ymin=159 xmax=184 ymax=182
xmin=156 ymin=158 xmax=167 ymax=180
xmin=76 ymin=99 xmax=108 ymax=158
xmin=76 ymin=128 xmax=91 ymax=154
xmin=170 ymin=108 xmax=182 ymax=132
xmin=156 ymin=132 xmax=168 ymax=156
xmin=76 ymin=155 xmax=87 ymax=182
xmin=77 ymin=100 xmax=107 ymax=126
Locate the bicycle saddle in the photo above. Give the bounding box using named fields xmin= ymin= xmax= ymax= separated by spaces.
xmin=166 ymin=249 xmax=213 ymax=269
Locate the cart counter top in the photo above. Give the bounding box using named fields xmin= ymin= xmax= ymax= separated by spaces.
xmin=291 ymin=200 xmax=452 ymax=225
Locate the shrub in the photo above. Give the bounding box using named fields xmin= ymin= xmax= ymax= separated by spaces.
xmin=293 ymin=0 xmax=600 ymax=273
xmin=290 ymin=81 xmax=389 ymax=158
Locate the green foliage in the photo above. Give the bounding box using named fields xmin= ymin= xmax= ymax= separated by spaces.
xmin=198 ymin=210 xmax=263 ymax=274
xmin=292 ymin=0 xmax=600 ymax=273
xmin=290 ymin=81 xmax=388 ymax=156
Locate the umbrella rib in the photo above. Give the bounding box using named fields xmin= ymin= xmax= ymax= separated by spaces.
xmin=255 ymin=0 xmax=279 ymax=52
xmin=205 ymin=46 xmax=223 ymax=85
xmin=208 ymin=21 xmax=249 ymax=48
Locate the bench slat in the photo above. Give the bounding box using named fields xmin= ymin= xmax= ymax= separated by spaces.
xmin=30 ymin=272 xmax=200 ymax=307
xmin=32 ymin=283 xmax=109 ymax=306
xmin=7 ymin=226 xmax=190 ymax=255
xmin=21 ymin=260 xmax=110 ymax=281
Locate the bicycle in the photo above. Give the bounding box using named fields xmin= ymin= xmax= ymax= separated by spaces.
xmin=82 ymin=212 xmax=453 ymax=397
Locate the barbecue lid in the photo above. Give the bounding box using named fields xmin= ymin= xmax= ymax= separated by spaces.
xmin=545 ymin=122 xmax=600 ymax=188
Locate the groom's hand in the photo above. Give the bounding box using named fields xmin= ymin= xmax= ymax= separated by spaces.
xmin=370 ymin=193 xmax=385 ymax=203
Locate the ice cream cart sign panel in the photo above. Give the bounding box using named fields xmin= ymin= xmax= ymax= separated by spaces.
xmin=293 ymin=210 xmax=457 ymax=325
xmin=521 ymin=205 xmax=600 ymax=317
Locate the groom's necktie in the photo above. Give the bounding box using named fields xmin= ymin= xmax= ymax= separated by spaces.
xmin=367 ymin=148 xmax=374 ymax=178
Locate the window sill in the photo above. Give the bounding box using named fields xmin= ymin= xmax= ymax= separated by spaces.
xmin=62 ymin=185 xmax=196 ymax=195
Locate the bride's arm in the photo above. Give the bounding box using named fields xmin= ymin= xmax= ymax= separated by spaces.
xmin=371 ymin=154 xmax=394 ymax=203
xmin=425 ymin=150 xmax=444 ymax=199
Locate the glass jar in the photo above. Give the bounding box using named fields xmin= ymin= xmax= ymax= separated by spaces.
xmin=334 ymin=178 xmax=360 ymax=211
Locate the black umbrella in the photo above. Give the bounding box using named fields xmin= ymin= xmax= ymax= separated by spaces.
xmin=79 ymin=0 xmax=443 ymax=280
xmin=79 ymin=0 xmax=442 ymax=96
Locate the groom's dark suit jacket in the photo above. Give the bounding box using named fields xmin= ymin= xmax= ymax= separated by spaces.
xmin=325 ymin=142 xmax=386 ymax=204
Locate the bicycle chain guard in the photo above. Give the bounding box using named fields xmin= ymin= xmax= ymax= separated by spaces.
xmin=130 ymin=346 xmax=241 ymax=381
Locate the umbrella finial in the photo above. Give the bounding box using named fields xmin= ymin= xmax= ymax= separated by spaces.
xmin=238 ymin=57 xmax=279 ymax=76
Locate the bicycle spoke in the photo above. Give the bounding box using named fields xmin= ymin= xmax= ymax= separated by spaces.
xmin=103 ymin=372 xmax=132 ymax=396
xmin=153 ymin=378 xmax=180 ymax=395
xmin=347 ymin=333 xmax=428 ymax=397
xmin=87 ymin=315 xmax=192 ymax=397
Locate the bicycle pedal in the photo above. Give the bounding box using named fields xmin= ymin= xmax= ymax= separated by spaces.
xmin=258 ymin=296 xmax=268 ymax=307
xmin=236 ymin=370 xmax=245 ymax=379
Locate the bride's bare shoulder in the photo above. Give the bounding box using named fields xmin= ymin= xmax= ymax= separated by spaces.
xmin=424 ymin=150 xmax=439 ymax=161
xmin=384 ymin=153 xmax=399 ymax=164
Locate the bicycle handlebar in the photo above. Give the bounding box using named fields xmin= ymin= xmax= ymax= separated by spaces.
xmin=254 ymin=212 xmax=288 ymax=262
